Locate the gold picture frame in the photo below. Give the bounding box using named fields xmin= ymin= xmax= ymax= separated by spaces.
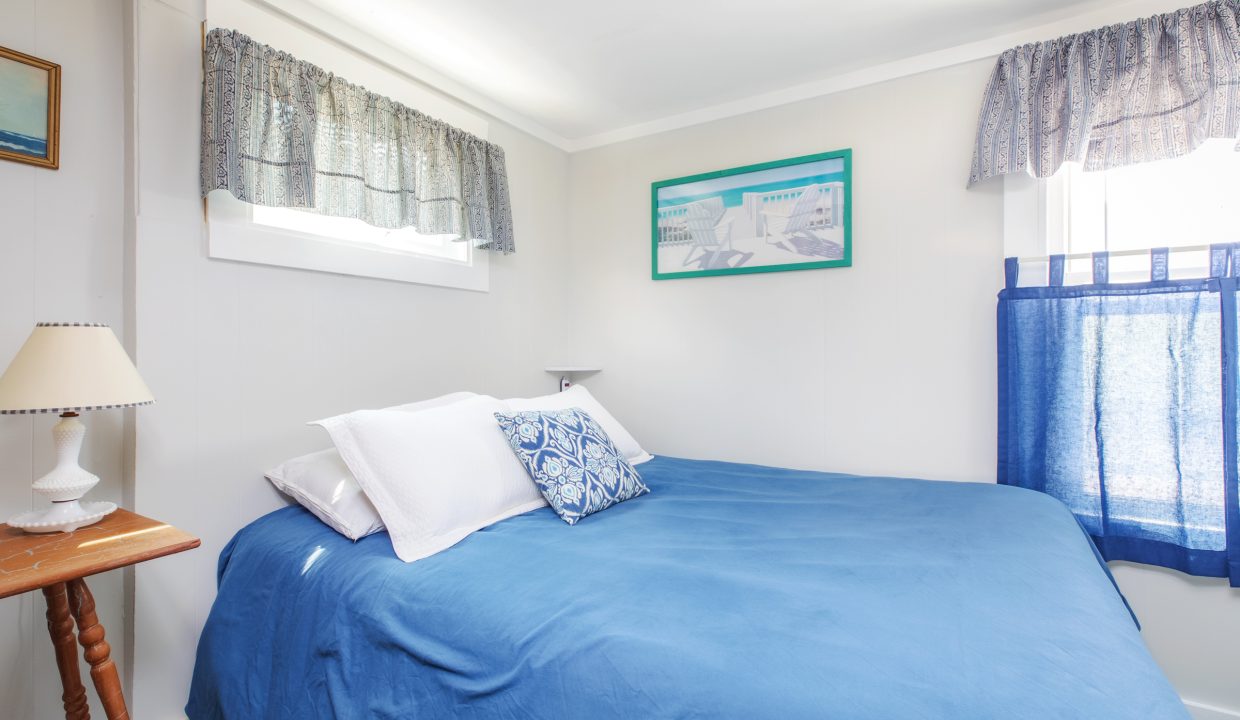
xmin=0 ymin=45 xmax=60 ymax=170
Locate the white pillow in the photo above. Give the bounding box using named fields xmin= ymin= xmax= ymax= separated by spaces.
xmin=506 ymin=385 xmax=652 ymax=464
xmin=266 ymin=391 xmax=477 ymax=540
xmin=266 ymin=449 xmax=384 ymax=540
xmin=312 ymin=396 xmax=547 ymax=562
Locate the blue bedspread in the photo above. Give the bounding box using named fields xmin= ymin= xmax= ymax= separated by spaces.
xmin=187 ymin=457 xmax=1187 ymax=719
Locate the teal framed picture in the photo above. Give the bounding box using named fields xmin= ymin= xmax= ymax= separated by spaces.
xmin=651 ymin=149 xmax=851 ymax=280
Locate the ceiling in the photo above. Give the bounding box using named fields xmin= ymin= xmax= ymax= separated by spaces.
xmin=294 ymin=0 xmax=1176 ymax=149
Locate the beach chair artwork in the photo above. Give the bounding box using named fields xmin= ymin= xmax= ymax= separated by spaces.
xmin=681 ymin=197 xmax=735 ymax=268
xmin=652 ymin=149 xmax=851 ymax=280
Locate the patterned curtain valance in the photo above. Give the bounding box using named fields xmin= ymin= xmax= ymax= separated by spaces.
xmin=969 ymin=0 xmax=1240 ymax=186
xmin=201 ymin=28 xmax=515 ymax=254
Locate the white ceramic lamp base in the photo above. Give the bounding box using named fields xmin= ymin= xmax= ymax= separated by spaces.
xmin=8 ymin=415 xmax=117 ymax=533
xmin=8 ymin=500 xmax=117 ymax=534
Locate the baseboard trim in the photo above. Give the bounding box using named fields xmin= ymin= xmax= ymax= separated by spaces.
xmin=1185 ymin=699 xmax=1240 ymax=720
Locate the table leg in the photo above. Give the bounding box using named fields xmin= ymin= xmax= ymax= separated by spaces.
xmin=42 ymin=582 xmax=91 ymax=720
xmin=67 ymin=578 xmax=129 ymax=720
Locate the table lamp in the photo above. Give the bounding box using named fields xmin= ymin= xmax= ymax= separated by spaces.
xmin=0 ymin=323 xmax=153 ymax=533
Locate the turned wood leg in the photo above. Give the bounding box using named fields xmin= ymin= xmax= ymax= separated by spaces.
xmin=67 ymin=578 xmax=129 ymax=720
xmin=43 ymin=583 xmax=91 ymax=720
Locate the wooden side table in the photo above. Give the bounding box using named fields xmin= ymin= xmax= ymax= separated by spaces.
xmin=0 ymin=509 xmax=199 ymax=720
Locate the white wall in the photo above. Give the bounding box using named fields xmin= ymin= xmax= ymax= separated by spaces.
xmin=0 ymin=2 xmax=128 ymax=719
xmin=566 ymin=60 xmax=1240 ymax=718
xmin=127 ymin=0 xmax=573 ymax=715
xmin=568 ymin=61 xmax=1002 ymax=481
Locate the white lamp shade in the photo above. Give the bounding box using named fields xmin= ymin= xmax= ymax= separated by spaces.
xmin=0 ymin=323 xmax=154 ymax=414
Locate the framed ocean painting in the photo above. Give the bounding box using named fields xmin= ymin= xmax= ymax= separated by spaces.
xmin=652 ymin=149 xmax=851 ymax=280
xmin=0 ymin=46 xmax=60 ymax=170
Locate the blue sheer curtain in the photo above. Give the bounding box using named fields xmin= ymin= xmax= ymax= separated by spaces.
xmin=998 ymin=247 xmax=1240 ymax=586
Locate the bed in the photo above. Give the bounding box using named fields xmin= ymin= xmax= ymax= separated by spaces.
xmin=186 ymin=456 xmax=1188 ymax=719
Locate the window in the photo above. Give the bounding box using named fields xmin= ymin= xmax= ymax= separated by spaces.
xmin=252 ymin=207 xmax=470 ymax=263
xmin=201 ymin=4 xmax=493 ymax=292
xmin=207 ymin=193 xmax=489 ymax=292
xmin=999 ymin=140 xmax=1240 ymax=585
xmin=1005 ymin=138 xmax=1240 ymax=283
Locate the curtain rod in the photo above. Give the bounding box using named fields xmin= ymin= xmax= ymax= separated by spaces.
xmin=1014 ymin=244 xmax=1215 ymax=263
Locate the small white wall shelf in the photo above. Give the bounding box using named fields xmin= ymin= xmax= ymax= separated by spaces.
xmin=544 ymin=366 xmax=602 ymax=392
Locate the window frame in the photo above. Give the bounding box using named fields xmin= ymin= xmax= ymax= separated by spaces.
xmin=1005 ymin=155 xmax=1223 ymax=285
xmin=207 ymin=192 xmax=490 ymax=292
xmin=202 ymin=0 xmax=494 ymax=292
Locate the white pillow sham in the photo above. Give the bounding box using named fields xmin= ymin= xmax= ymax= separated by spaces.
xmin=506 ymin=385 xmax=653 ymax=464
xmin=313 ymin=396 xmax=547 ymax=562
xmin=266 ymin=391 xmax=477 ymax=540
xmin=266 ymin=448 xmax=383 ymax=540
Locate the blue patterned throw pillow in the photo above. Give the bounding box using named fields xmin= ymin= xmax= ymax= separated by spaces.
xmin=494 ymin=408 xmax=649 ymax=525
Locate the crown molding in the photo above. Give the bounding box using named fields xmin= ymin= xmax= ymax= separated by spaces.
xmin=260 ymin=0 xmax=1188 ymax=154
xmin=561 ymin=0 xmax=1188 ymax=152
